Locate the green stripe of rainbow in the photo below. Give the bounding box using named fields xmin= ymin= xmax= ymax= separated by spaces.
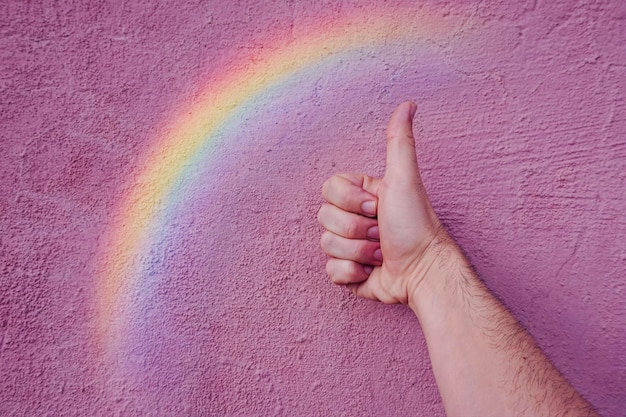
xmin=96 ymin=8 xmax=467 ymax=354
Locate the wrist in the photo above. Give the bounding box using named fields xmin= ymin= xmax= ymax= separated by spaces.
xmin=406 ymin=232 xmax=467 ymax=318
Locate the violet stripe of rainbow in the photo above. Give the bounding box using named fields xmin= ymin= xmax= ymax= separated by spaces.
xmin=96 ymin=10 xmax=467 ymax=356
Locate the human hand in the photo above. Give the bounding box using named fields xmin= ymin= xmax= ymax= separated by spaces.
xmin=318 ymin=102 xmax=447 ymax=304
xmin=319 ymin=104 xmax=601 ymax=417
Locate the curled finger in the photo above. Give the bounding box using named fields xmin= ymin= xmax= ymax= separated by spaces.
xmin=320 ymin=231 xmax=383 ymax=266
xmin=326 ymin=258 xmax=374 ymax=285
xmin=322 ymin=175 xmax=379 ymax=217
xmin=317 ymin=203 xmax=379 ymax=240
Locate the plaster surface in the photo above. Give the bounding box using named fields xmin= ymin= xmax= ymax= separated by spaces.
xmin=1 ymin=1 xmax=624 ymax=416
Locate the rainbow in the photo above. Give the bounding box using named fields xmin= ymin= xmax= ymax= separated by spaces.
xmin=96 ymin=7 xmax=468 ymax=358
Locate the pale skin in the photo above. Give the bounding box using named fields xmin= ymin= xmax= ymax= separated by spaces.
xmin=318 ymin=102 xmax=600 ymax=417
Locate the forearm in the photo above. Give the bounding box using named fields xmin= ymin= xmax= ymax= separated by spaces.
xmin=409 ymin=235 xmax=599 ymax=417
xmin=317 ymin=102 xmax=600 ymax=416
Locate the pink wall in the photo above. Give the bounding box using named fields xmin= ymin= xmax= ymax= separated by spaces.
xmin=1 ymin=1 xmax=624 ymax=416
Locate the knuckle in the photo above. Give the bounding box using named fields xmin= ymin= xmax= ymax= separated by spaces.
xmin=350 ymin=242 xmax=366 ymax=261
xmin=321 ymin=176 xmax=338 ymax=200
xmin=338 ymin=191 xmax=352 ymax=208
xmin=326 ymin=260 xmax=342 ymax=284
xmin=321 ymin=179 xmax=331 ymax=200
xmin=343 ymin=261 xmax=356 ymax=279
xmin=329 ymin=273 xmax=342 ymax=285
xmin=320 ymin=231 xmax=333 ymax=251
xmin=322 ymin=178 xmax=332 ymax=201
xmin=345 ymin=219 xmax=359 ymax=239
xmin=387 ymin=131 xmax=414 ymax=144
xmin=325 ymin=260 xmax=334 ymax=276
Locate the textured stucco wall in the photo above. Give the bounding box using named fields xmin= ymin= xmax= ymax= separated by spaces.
xmin=1 ymin=1 xmax=624 ymax=416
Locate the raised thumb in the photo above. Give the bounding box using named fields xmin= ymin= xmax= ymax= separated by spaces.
xmin=384 ymin=101 xmax=420 ymax=184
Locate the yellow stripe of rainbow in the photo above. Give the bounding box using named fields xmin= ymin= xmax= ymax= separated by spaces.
xmin=96 ymin=8 xmax=466 ymax=354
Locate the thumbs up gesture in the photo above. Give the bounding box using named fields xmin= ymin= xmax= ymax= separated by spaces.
xmin=318 ymin=102 xmax=448 ymax=305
